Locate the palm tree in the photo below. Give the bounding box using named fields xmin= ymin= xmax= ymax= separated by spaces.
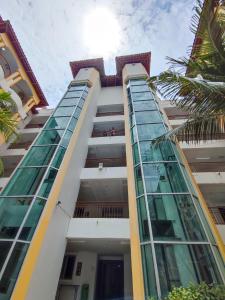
xmin=0 ymin=90 xmax=18 ymax=175
xmin=148 ymin=0 xmax=225 ymax=144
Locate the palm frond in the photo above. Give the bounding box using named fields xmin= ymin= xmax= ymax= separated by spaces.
xmin=148 ymin=70 xmax=225 ymax=115
xmin=154 ymin=114 xmax=225 ymax=144
xmin=0 ymin=109 xmax=18 ymax=141
xmin=190 ymin=0 xmax=225 ymax=65
xmin=0 ymin=91 xmax=17 ymax=112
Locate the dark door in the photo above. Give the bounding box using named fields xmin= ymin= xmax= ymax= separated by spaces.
xmin=95 ymin=259 xmax=124 ymax=300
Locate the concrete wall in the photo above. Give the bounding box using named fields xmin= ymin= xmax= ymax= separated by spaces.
xmin=80 ymin=166 xmax=127 ymax=180
xmin=97 ymin=86 xmax=123 ymax=106
xmin=67 ymin=218 xmax=130 ymax=240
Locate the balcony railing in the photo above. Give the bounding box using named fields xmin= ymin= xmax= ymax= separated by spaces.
xmin=189 ymin=162 xmax=225 ymax=172
xmin=74 ymin=202 xmax=129 ymax=218
xmin=9 ymin=141 xmax=32 ymax=150
xmin=209 ymin=207 xmax=225 ymax=225
xmin=85 ymin=157 xmax=126 ymax=168
xmin=25 ymin=123 xmax=44 ymax=129
xmin=92 ymin=129 xmax=125 ymax=138
xmin=96 ymin=111 xmax=124 ymax=117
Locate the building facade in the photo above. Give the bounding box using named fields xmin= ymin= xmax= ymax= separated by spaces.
xmin=0 ymin=50 xmax=224 ymax=300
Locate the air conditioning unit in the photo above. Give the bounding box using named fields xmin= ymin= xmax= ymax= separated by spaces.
xmin=98 ymin=162 xmax=103 ymax=170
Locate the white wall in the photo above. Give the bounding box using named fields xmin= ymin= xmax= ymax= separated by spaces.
xmin=88 ymin=135 xmax=125 ymax=146
xmin=97 ymin=86 xmax=123 ymax=106
xmin=80 ymin=166 xmax=127 ymax=180
xmin=67 ymin=218 xmax=130 ymax=240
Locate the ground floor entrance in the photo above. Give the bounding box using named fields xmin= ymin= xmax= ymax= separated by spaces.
xmin=95 ymin=257 xmax=124 ymax=300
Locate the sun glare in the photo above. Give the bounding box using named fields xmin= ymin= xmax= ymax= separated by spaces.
xmin=83 ymin=7 xmax=121 ymax=58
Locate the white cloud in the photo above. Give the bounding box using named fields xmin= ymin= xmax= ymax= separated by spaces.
xmin=1 ymin=0 xmax=195 ymax=106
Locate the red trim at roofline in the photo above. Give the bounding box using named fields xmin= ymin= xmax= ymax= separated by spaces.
xmin=0 ymin=17 xmax=48 ymax=106
xmin=70 ymin=52 xmax=151 ymax=87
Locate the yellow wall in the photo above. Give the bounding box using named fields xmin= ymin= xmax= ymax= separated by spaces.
xmin=123 ymin=85 xmax=145 ymax=300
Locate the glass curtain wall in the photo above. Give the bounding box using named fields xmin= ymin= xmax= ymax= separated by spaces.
xmin=126 ymin=79 xmax=225 ymax=299
xmin=0 ymin=83 xmax=89 ymax=299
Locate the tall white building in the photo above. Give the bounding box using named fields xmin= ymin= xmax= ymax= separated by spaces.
xmin=0 ymin=52 xmax=224 ymax=300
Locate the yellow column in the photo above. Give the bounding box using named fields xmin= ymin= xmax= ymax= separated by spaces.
xmin=123 ymin=86 xmax=145 ymax=300
xmin=6 ymin=71 xmax=23 ymax=86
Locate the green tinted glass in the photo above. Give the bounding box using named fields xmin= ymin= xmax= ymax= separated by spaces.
xmin=38 ymin=168 xmax=58 ymax=198
xmin=143 ymin=163 xmax=188 ymax=193
xmin=45 ymin=117 xmax=70 ymax=129
xmin=19 ymin=198 xmax=46 ymax=241
xmin=51 ymin=146 xmax=66 ymax=169
xmin=35 ymin=130 xmax=64 ymax=145
xmin=0 ymin=197 xmax=33 ymax=239
xmin=148 ymin=194 xmax=207 ymax=241
xmin=0 ymin=243 xmax=29 ymax=300
xmin=22 ymin=146 xmax=57 ymax=166
xmin=2 ymin=167 xmax=47 ymax=196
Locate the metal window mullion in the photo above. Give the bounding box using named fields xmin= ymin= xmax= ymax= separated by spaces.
xmin=0 ymin=85 xmax=88 ymax=281
xmin=128 ymin=84 xmax=162 ymax=299
xmin=140 ymin=240 xmax=211 ymax=245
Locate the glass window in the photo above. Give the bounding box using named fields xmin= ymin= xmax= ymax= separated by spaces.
xmin=130 ymin=85 xmax=149 ymax=93
xmin=132 ymin=143 xmax=140 ymax=165
xmin=141 ymin=244 xmax=158 ymax=299
xmin=2 ymin=167 xmax=47 ymax=196
xmin=68 ymin=117 xmax=77 ymax=132
xmin=64 ymin=90 xmax=83 ymax=98
xmin=132 ymin=91 xmax=154 ymax=101
xmin=133 ymin=101 xmax=157 ymax=112
xmin=45 ymin=117 xmax=70 ymax=130
xmin=60 ymin=130 xmax=73 ymax=148
xmin=143 ymin=163 xmax=188 ymax=194
xmin=60 ymin=255 xmax=76 ymax=279
xmin=0 ymin=197 xmax=33 ymax=239
xmin=51 ymin=146 xmax=66 ymax=169
xmin=131 ymin=126 xmax=137 ymax=144
xmin=137 ymin=123 xmax=166 ymax=141
xmin=19 ymin=198 xmax=46 ymax=241
xmin=69 ymin=85 xmax=86 ymax=91
xmin=53 ymin=107 xmax=73 ymax=117
xmin=0 ymin=242 xmax=29 ymax=300
xmin=59 ymin=98 xmax=80 ymax=107
xmin=0 ymin=242 xmax=12 ymax=273
xmin=38 ymin=168 xmax=58 ymax=198
xmin=136 ymin=111 xmax=162 ymax=124
xmin=140 ymin=141 xmax=176 ymax=162
xmin=148 ymin=194 xmax=207 ymax=241
xmin=137 ymin=197 xmax=150 ymax=241
xmin=73 ymin=107 xmax=82 ymax=119
xmin=35 ymin=129 xmax=64 ymax=145
xmin=130 ymin=79 xmax=147 ymax=86
xmin=21 ymin=146 xmax=57 ymax=166
xmin=155 ymin=243 xmax=222 ymax=298
xmin=135 ymin=165 xmax=144 ymax=196
xmin=193 ymin=196 xmax=216 ymax=244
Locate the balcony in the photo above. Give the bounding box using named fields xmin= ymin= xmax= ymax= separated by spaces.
xmin=8 ymin=141 xmax=32 ymax=150
xmin=74 ymin=201 xmax=129 ymax=218
xmin=190 ymin=162 xmax=225 ymax=172
xmin=91 ymin=120 xmax=125 ymax=138
xmin=96 ymin=104 xmax=124 ymax=117
xmin=209 ymin=207 xmax=225 ymax=225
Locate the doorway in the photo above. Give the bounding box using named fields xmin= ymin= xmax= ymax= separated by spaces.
xmin=95 ymin=257 xmax=124 ymax=300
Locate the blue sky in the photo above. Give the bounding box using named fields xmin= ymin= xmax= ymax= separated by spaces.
xmin=1 ymin=0 xmax=195 ymax=106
